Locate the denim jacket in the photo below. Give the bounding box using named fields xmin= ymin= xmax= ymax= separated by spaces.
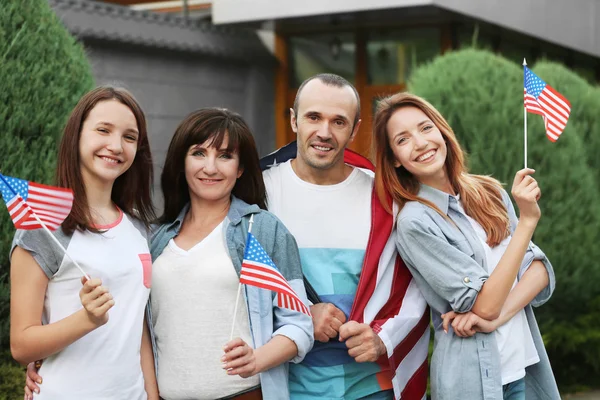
xmin=147 ymin=196 xmax=314 ymax=400
xmin=395 ymin=184 xmax=560 ymax=400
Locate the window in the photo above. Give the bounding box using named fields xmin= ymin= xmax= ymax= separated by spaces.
xmin=455 ymin=22 xmax=498 ymax=52
xmin=289 ymin=33 xmax=356 ymax=87
xmin=366 ymin=28 xmax=441 ymax=85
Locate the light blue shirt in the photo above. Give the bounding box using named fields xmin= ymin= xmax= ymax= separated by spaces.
xmin=395 ymin=184 xmax=560 ymax=400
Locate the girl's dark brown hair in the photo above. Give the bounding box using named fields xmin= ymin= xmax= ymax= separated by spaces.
xmin=160 ymin=108 xmax=266 ymax=223
xmin=56 ymin=86 xmax=155 ymax=234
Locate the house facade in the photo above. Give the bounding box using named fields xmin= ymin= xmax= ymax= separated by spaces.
xmin=58 ymin=0 xmax=600 ymax=157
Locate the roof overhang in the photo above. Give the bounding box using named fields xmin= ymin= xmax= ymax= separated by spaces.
xmin=50 ymin=0 xmax=273 ymax=63
xmin=212 ymin=0 xmax=600 ymax=59
xmin=212 ymin=0 xmax=429 ymax=25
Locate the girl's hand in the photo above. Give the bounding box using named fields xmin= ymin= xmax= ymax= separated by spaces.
xmin=79 ymin=277 xmax=114 ymax=327
xmin=222 ymin=338 xmax=257 ymax=378
xmin=511 ymin=168 xmax=541 ymax=224
xmin=24 ymin=361 xmax=42 ymax=400
xmin=441 ymin=311 xmax=497 ymax=337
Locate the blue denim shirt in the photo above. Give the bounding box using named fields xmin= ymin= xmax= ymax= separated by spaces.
xmin=395 ymin=184 xmax=560 ymax=400
xmin=147 ymin=196 xmax=314 ymax=400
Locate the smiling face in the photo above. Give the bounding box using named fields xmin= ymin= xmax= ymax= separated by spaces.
xmin=78 ymin=99 xmax=139 ymax=188
xmin=184 ymin=133 xmax=243 ymax=205
xmin=291 ymin=79 xmax=360 ymax=172
xmin=386 ymin=106 xmax=449 ymax=187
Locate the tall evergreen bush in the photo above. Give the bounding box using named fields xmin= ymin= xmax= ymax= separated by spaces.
xmin=408 ymin=49 xmax=600 ymax=390
xmin=0 ymin=0 xmax=94 ymax=394
xmin=528 ymin=59 xmax=600 ymax=389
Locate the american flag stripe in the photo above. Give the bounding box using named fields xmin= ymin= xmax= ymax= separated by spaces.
xmin=540 ymin=106 xmax=567 ymax=129
xmin=524 ymin=92 xmax=546 ymax=113
xmin=28 ymin=194 xmax=73 ymax=208
xmin=240 ymin=265 xmax=309 ymax=313
xmin=525 ymin=91 xmax=569 ymax=128
xmin=391 ymin=330 xmax=430 ymax=399
xmin=389 ymin=308 xmax=430 ymax=371
xmin=240 ymin=270 xmax=298 ymax=299
xmin=27 ymin=182 xmax=73 ymax=197
xmin=241 ymin=271 xmax=310 ymax=315
xmin=7 ymin=197 xmax=32 ymax=226
xmin=23 ymin=210 xmax=64 ymax=223
xmin=277 ymin=292 xmax=309 ymax=314
xmin=7 ymin=197 xmax=25 ymax=214
xmin=543 ymin=87 xmax=571 ymax=116
xmin=12 ymin=208 xmax=30 ymax=223
xmin=289 ymin=295 xmax=309 ymax=314
xmin=524 ymin=66 xmax=571 ymax=142
xmin=540 ymin=99 xmax=569 ymax=125
xmin=241 ymin=263 xmax=297 ymax=293
xmin=20 ymin=219 xmax=61 ymax=228
xmin=279 ymin=293 xmax=286 ymax=309
xmin=26 ymin=200 xmax=72 ymax=215
xmin=400 ymin=359 xmax=428 ymax=400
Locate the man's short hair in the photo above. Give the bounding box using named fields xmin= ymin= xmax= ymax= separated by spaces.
xmin=293 ymin=73 xmax=361 ymax=127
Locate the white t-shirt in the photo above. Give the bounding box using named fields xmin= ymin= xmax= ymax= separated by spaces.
xmin=456 ymin=198 xmax=540 ymax=385
xmin=12 ymin=211 xmax=151 ymax=400
xmin=151 ymin=220 xmax=259 ymax=400
xmin=263 ymin=161 xmax=392 ymax=399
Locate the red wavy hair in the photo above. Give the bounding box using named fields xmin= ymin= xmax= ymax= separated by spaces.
xmin=373 ymin=92 xmax=509 ymax=247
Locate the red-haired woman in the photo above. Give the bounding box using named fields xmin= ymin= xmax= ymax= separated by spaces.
xmin=372 ymin=93 xmax=559 ymax=400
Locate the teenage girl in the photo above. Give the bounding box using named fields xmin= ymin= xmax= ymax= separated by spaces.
xmin=11 ymin=87 xmax=159 ymax=400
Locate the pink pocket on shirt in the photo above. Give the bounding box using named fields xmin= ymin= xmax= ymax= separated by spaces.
xmin=138 ymin=253 xmax=152 ymax=288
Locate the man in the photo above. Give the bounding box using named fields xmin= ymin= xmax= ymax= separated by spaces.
xmin=262 ymin=74 xmax=430 ymax=399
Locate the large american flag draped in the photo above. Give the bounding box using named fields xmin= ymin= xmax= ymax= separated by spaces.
xmin=0 ymin=173 xmax=73 ymax=231
xmin=261 ymin=143 xmax=430 ymax=400
xmin=524 ymin=65 xmax=571 ymax=142
xmin=240 ymin=232 xmax=311 ymax=316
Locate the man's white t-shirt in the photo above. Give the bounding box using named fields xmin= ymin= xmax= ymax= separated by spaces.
xmin=12 ymin=211 xmax=151 ymax=400
xmin=263 ymin=161 xmax=394 ymax=399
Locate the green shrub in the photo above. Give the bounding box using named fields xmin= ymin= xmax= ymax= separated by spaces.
xmin=0 ymin=0 xmax=94 ymax=370
xmin=0 ymin=351 xmax=24 ymax=400
xmin=408 ymin=48 xmax=600 ymax=390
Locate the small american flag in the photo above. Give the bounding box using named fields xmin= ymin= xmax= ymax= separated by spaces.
xmin=240 ymin=232 xmax=311 ymax=316
xmin=524 ymin=65 xmax=571 ymax=142
xmin=0 ymin=173 xmax=73 ymax=231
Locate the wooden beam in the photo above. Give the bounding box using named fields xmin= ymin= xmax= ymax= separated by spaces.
xmin=106 ymin=0 xmax=210 ymax=9
xmin=151 ymin=3 xmax=210 ymax=13
xmin=274 ymin=33 xmax=292 ymax=149
xmin=102 ymin=0 xmax=167 ymax=4
xmin=353 ymin=29 xmax=371 ymax=159
xmin=441 ymin=24 xmax=452 ymax=54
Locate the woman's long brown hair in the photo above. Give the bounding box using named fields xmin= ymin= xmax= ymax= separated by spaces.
xmin=56 ymin=86 xmax=155 ymax=234
xmin=159 ymin=108 xmax=266 ymax=223
xmin=373 ymin=92 xmax=509 ymax=246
